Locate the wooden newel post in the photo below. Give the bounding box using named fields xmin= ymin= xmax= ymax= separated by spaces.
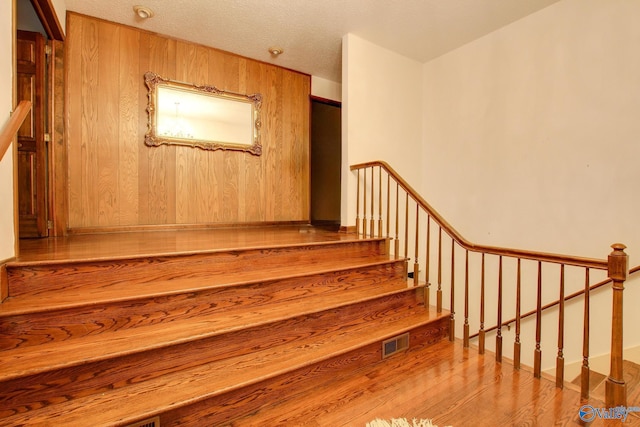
xmin=605 ymin=243 xmax=628 ymax=408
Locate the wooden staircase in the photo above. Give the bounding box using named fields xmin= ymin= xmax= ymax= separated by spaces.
xmin=0 ymin=228 xmax=449 ymax=426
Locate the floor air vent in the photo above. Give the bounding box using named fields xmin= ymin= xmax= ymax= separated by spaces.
xmin=125 ymin=416 xmax=160 ymax=427
xmin=382 ymin=333 xmax=409 ymax=358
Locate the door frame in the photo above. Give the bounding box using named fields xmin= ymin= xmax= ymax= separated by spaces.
xmin=30 ymin=0 xmax=65 ymax=42
xmin=12 ymin=0 xmax=65 ymax=248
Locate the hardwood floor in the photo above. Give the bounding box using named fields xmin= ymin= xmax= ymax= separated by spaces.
xmin=9 ymin=227 xmax=639 ymax=426
xmin=231 ymin=339 xmax=639 ymax=427
xmin=16 ymin=225 xmax=356 ymax=263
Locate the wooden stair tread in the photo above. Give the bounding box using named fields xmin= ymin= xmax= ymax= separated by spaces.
xmin=0 ymin=279 xmax=417 ymax=381
xmin=14 ymin=226 xmax=373 ymax=264
xmin=3 ymin=307 xmax=445 ymax=427
xmin=0 ymin=254 xmax=402 ymax=315
xmin=6 ymin=239 xmax=391 ymax=298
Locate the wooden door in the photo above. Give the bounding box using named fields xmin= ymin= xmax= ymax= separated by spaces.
xmin=17 ymin=30 xmax=48 ymax=238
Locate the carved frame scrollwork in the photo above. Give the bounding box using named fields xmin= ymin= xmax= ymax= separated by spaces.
xmin=144 ymin=71 xmax=262 ymax=155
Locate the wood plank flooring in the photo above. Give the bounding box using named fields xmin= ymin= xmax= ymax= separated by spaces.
xmin=231 ymin=339 xmax=640 ymax=427
xmin=16 ymin=225 xmax=354 ymax=263
xmin=11 ymin=227 xmax=640 ymax=426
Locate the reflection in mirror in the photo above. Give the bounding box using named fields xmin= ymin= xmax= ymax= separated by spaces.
xmin=144 ymin=72 xmax=262 ymax=155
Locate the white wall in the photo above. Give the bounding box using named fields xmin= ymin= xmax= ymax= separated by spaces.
xmin=311 ymin=76 xmax=341 ymax=102
xmin=0 ymin=1 xmax=15 ymax=262
xmin=338 ymin=0 xmax=640 ymax=373
xmin=421 ymin=0 xmax=640 ymax=369
xmin=341 ymin=33 xmax=424 ymax=226
xmin=422 ymin=0 xmax=640 ymax=263
xmin=50 ymin=0 xmax=66 ymax=34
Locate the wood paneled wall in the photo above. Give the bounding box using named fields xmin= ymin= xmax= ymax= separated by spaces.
xmin=65 ymin=13 xmax=310 ymax=230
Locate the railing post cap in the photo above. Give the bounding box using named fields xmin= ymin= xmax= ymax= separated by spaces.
xmin=608 ymin=243 xmax=628 ymax=281
xmin=611 ymin=243 xmax=627 ymax=252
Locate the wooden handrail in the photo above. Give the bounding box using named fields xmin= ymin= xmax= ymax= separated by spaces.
xmin=0 ymin=101 xmax=32 ymax=162
xmin=470 ymin=264 xmax=640 ymax=338
xmin=352 ymin=160 xmax=629 ymax=403
xmin=351 ymin=160 xmax=608 ymax=269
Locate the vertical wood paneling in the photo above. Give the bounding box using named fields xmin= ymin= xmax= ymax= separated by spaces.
xmin=118 ymin=27 xmax=140 ymax=226
xmin=66 ymin=13 xmax=310 ymax=230
xmin=146 ymin=35 xmax=169 ymax=224
xmin=244 ymin=60 xmax=264 ymax=221
xmin=97 ymin=21 xmax=120 ymax=226
xmin=296 ymin=74 xmax=311 ymax=219
xmin=80 ymin=18 xmax=99 ymax=227
xmin=292 ymin=72 xmax=308 ymax=220
xmin=147 ymin=35 xmax=177 ymax=224
xmin=207 ymin=51 xmax=225 ymax=223
xmin=264 ymin=65 xmax=283 ymax=222
xmin=222 ymin=153 xmax=239 ymax=222
xmin=66 ymin=14 xmax=83 ymax=227
xmin=137 ymin=31 xmax=151 ymax=224
xmin=174 ymin=41 xmax=197 ymax=224
xmin=194 ymin=46 xmax=211 ymax=223
xmin=221 ymin=55 xmax=240 ymax=223
xmin=236 ymin=58 xmax=247 ymax=222
xmin=280 ymin=72 xmax=295 ymax=221
xmin=165 ymin=40 xmax=178 ymax=225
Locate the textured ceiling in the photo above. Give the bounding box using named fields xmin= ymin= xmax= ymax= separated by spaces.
xmin=64 ymin=0 xmax=560 ymax=83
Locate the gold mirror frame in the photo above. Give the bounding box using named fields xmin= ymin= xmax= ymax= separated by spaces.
xmin=144 ymin=72 xmax=262 ymax=155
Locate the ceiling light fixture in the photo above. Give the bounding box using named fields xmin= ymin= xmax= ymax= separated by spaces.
xmin=133 ymin=5 xmax=154 ymax=19
xmin=268 ymin=47 xmax=284 ymax=56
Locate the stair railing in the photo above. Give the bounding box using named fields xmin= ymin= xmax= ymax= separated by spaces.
xmin=475 ymin=265 xmax=639 ymax=338
xmin=351 ymin=160 xmax=630 ymax=407
xmin=0 ymin=100 xmax=32 ymax=162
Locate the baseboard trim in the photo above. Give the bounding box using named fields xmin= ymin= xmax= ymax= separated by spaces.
xmin=67 ymin=221 xmax=312 ymax=235
xmin=339 ymin=225 xmax=357 ymax=234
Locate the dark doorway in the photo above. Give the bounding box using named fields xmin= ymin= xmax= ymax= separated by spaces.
xmin=310 ymin=98 xmax=341 ymax=229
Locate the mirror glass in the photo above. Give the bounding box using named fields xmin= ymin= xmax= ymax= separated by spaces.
xmin=145 ymin=72 xmax=262 ymax=155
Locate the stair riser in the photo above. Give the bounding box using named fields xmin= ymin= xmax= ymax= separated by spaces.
xmin=0 ymin=262 xmax=406 ymax=351
xmin=160 ymin=318 xmax=450 ymax=427
xmin=0 ymin=290 xmax=426 ymax=416
xmin=6 ymin=240 xmax=388 ymax=297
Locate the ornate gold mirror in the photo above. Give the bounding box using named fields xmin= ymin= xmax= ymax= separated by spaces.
xmin=144 ymin=72 xmax=262 ymax=155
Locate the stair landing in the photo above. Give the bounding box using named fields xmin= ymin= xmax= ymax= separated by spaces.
xmin=14 ymin=225 xmax=357 ymax=264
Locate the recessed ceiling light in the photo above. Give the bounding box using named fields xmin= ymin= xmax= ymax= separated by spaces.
xmin=268 ymin=47 xmax=284 ymax=56
xmin=133 ymin=5 xmax=154 ymax=19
